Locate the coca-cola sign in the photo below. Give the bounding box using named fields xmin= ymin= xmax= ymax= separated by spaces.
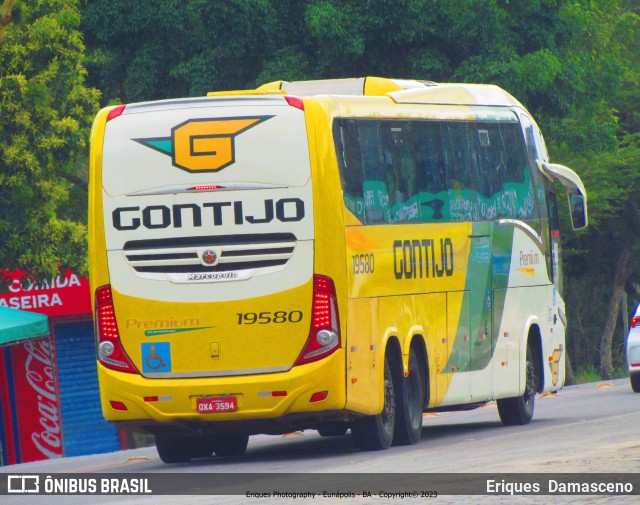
xmin=10 ymin=338 xmax=64 ymax=462
xmin=0 ymin=269 xmax=91 ymax=317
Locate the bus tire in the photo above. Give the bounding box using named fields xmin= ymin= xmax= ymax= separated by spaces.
xmin=155 ymin=434 xmax=206 ymax=463
xmin=210 ymin=433 xmax=249 ymax=457
xmin=393 ymin=347 xmax=425 ymax=446
xmin=351 ymin=357 xmax=396 ymax=451
xmin=497 ymin=340 xmax=537 ymax=426
xmin=630 ymin=373 xmax=640 ymax=393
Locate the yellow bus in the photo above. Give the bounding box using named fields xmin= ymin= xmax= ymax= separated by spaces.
xmin=88 ymin=77 xmax=587 ymax=462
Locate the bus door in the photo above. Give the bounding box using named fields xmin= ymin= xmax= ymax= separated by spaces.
xmin=442 ymin=220 xmax=492 ymax=405
xmin=469 ymin=220 xmax=493 ymax=402
xmin=491 ymin=218 xmax=516 ymax=398
xmin=546 ymin=187 xmax=563 ymax=293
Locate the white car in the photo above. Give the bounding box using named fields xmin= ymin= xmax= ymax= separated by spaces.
xmin=627 ymin=305 xmax=640 ymax=392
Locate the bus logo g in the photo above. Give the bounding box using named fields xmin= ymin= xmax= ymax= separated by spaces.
xmin=134 ymin=116 xmax=272 ymax=173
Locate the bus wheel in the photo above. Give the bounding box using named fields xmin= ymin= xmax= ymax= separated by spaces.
xmin=497 ymin=341 xmax=537 ymax=426
xmin=155 ymin=434 xmax=208 ymax=463
xmin=393 ymin=348 xmax=425 ymax=445
xmin=210 ymin=433 xmax=249 ymax=457
xmin=630 ymin=373 xmax=640 ymax=393
xmin=351 ymin=357 xmax=396 ymax=451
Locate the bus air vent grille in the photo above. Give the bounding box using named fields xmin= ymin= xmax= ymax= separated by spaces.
xmin=122 ymin=233 xmax=296 ymax=274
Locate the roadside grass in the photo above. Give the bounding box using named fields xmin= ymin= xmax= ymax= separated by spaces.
xmin=574 ymin=364 xmax=628 ymax=384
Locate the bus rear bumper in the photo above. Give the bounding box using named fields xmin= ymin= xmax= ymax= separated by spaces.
xmin=97 ymin=350 xmax=348 ymax=434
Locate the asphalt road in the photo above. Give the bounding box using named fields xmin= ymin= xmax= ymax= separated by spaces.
xmin=2 ymin=378 xmax=639 ymax=504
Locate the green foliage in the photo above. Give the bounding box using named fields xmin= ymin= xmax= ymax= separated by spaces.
xmin=82 ymin=0 xmax=280 ymax=100
xmin=0 ymin=0 xmax=99 ymax=283
xmin=81 ymin=0 xmax=634 ymax=162
xmin=562 ymin=133 xmax=640 ymax=375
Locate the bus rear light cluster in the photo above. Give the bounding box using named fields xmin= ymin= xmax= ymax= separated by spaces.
xmin=631 ymin=317 xmax=640 ymax=328
xmin=95 ymin=285 xmax=139 ymax=374
xmin=295 ymin=275 xmax=340 ymax=366
xmin=284 ymin=96 xmax=304 ymax=110
xmin=106 ymin=105 xmax=126 ymax=121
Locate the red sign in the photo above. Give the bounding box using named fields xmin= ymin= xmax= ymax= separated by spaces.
xmin=0 ymin=269 xmax=91 ymax=317
xmin=10 ymin=338 xmax=64 ymax=462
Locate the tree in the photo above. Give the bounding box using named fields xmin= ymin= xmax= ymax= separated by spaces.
xmin=0 ymin=0 xmax=100 ymax=287
xmin=563 ymin=136 xmax=640 ymax=379
xmin=556 ymin=2 xmax=640 ymax=379
xmin=81 ymin=0 xmax=280 ymax=103
xmin=0 ymin=0 xmax=15 ymax=43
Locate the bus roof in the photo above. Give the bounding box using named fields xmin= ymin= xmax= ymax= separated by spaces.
xmin=207 ymin=77 xmax=525 ymax=109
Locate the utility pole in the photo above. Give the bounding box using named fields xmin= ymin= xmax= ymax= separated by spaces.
xmin=0 ymin=0 xmax=16 ymax=44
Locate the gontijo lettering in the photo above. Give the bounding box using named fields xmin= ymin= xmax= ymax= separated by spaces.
xmin=393 ymin=238 xmax=454 ymax=280
xmin=112 ymin=198 xmax=305 ymax=230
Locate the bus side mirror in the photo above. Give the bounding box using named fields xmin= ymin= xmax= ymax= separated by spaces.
xmin=569 ymin=193 xmax=587 ymax=230
xmin=539 ymin=162 xmax=588 ymax=231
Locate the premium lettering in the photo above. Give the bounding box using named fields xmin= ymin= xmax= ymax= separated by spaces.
xmin=113 ymin=198 xmax=305 ymax=230
xmin=125 ymin=317 xmax=200 ymax=330
xmin=519 ymin=250 xmax=540 ymax=266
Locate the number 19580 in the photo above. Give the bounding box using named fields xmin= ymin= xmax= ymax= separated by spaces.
xmin=237 ymin=311 xmax=303 ymax=325
xmin=352 ymin=253 xmax=375 ymax=274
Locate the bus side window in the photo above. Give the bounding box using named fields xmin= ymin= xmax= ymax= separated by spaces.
xmin=361 ymin=121 xmax=390 ymax=224
xmin=547 ymin=189 xmax=563 ymax=290
xmin=474 ymin=125 xmax=497 ymax=198
xmin=413 ymin=121 xmax=448 ymax=222
xmin=334 ymin=120 xmax=366 ymax=222
xmin=442 ymin=122 xmax=481 ymax=222
xmin=502 ymin=124 xmax=526 ymax=186
xmin=385 ymin=122 xmax=421 ymax=224
xmin=496 ymin=122 xmax=539 ymax=221
xmin=548 ymin=190 xmax=560 ymax=231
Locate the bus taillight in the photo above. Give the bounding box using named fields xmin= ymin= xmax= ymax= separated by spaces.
xmin=295 ymin=275 xmax=341 ymax=366
xmin=632 ymin=317 xmax=640 ymax=328
xmin=285 ymin=96 xmax=304 ymax=110
xmin=95 ymin=285 xmax=139 ymax=374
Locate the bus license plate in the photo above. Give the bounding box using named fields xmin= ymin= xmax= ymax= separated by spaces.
xmin=197 ymin=396 xmax=237 ymax=413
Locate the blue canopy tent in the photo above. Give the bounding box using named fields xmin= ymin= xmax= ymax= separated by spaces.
xmin=0 ymin=306 xmax=50 ymax=346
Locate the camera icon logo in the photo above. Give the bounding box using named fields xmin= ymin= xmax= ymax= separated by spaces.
xmin=7 ymin=475 xmax=39 ymax=493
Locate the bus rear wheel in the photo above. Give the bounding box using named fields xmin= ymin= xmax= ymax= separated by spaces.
xmin=630 ymin=373 xmax=640 ymax=393
xmin=497 ymin=341 xmax=537 ymax=426
xmin=393 ymin=347 xmax=425 ymax=446
xmin=351 ymin=357 xmax=396 ymax=451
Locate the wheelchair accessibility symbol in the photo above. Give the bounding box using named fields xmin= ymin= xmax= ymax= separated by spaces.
xmin=141 ymin=342 xmax=171 ymax=373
